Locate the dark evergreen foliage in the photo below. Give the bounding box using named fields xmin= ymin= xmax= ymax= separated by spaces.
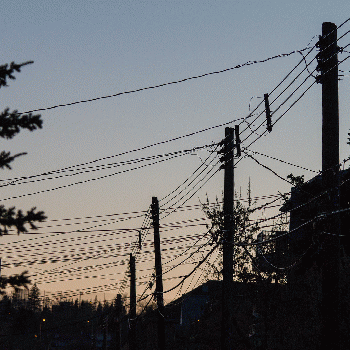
xmin=28 ymin=283 xmax=41 ymax=311
xmin=0 ymin=60 xmax=46 ymax=237
xmin=286 ymin=173 xmax=305 ymax=188
xmin=201 ymin=195 xmax=261 ymax=283
xmin=0 ymin=205 xmax=46 ymax=235
xmin=0 ymin=108 xmax=42 ymax=140
xmin=0 ymin=60 xmax=46 ymax=297
xmin=0 ymin=271 xmax=30 ymax=295
xmin=0 ymin=61 xmax=34 ymax=88
xmin=0 ymin=150 xmax=27 ymax=170
xmin=0 ymin=286 xmax=128 ymax=350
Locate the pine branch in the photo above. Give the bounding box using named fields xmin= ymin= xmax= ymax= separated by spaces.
xmin=0 ymin=61 xmax=34 ymax=88
xmin=0 ymin=205 xmax=47 ymax=235
xmin=0 ymin=150 xmax=27 ymax=170
xmin=0 ymin=108 xmax=43 ymax=139
xmin=0 ymin=270 xmax=31 ymax=294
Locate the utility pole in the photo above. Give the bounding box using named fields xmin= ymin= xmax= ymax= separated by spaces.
xmin=103 ymin=317 xmax=108 ymax=350
xmin=317 ymin=21 xmax=340 ymax=350
xmin=151 ymin=196 xmax=166 ymax=350
xmin=115 ymin=294 xmax=122 ymax=350
xmin=129 ymin=253 xmax=137 ymax=350
xmin=220 ymin=127 xmax=235 ymax=350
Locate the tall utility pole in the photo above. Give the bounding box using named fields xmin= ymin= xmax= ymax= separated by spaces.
xmin=115 ymin=294 xmax=122 ymax=350
xmin=129 ymin=253 xmax=137 ymax=350
xmin=151 ymin=196 xmax=165 ymax=350
xmin=221 ymin=127 xmax=234 ymax=350
xmin=103 ymin=317 xmax=108 ymax=350
xmin=318 ymin=21 xmax=340 ymax=350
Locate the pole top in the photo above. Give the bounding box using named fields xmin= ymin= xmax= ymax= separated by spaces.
xmin=322 ymin=22 xmax=337 ymax=31
xmin=225 ymin=127 xmax=234 ymax=137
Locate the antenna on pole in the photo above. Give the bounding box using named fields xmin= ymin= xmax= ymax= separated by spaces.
xmin=248 ymin=177 xmax=252 ymax=207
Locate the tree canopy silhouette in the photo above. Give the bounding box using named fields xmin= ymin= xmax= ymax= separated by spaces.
xmin=201 ymin=195 xmax=261 ymax=283
xmin=0 ymin=60 xmax=46 ymax=294
xmin=0 ymin=60 xmax=46 ymax=236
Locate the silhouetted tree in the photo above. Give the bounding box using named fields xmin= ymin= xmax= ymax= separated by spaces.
xmin=201 ymin=195 xmax=260 ymax=282
xmin=0 ymin=61 xmax=46 ymax=298
xmin=28 ymin=283 xmax=41 ymax=311
xmin=0 ymin=270 xmax=31 ymax=295
xmin=0 ymin=60 xmax=46 ymax=236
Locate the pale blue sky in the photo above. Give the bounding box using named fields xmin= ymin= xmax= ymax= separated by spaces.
xmin=0 ymin=1 xmax=349 ymax=300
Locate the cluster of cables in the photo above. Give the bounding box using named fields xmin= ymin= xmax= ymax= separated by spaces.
xmin=2 ymin=18 xmax=349 ymax=204
xmin=1 ymin=18 xmax=349 ymax=303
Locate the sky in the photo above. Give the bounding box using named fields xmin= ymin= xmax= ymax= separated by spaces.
xmin=0 ymin=1 xmax=349 ymax=303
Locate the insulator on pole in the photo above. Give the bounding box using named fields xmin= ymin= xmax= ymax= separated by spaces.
xmin=264 ymin=93 xmax=272 ymax=132
xmin=235 ymin=125 xmax=241 ymax=157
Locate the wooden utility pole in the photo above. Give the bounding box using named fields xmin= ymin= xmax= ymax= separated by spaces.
xmin=318 ymin=21 xmax=340 ymax=350
xmin=151 ymin=196 xmax=166 ymax=350
xmin=103 ymin=317 xmax=108 ymax=350
xmin=221 ymin=127 xmax=235 ymax=350
xmin=115 ymin=294 xmax=122 ymax=350
xmin=129 ymin=253 xmax=137 ymax=350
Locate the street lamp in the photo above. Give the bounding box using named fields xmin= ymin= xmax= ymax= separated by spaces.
xmin=39 ymin=318 xmax=45 ymax=342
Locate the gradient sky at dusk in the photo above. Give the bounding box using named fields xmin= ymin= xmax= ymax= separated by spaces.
xmin=1 ymin=0 xmax=349 ymax=301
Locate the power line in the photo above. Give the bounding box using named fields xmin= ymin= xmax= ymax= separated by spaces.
xmin=10 ymin=21 xmax=350 ymax=300
xmin=2 ymin=227 xmax=207 ymax=258
xmin=161 ymin=243 xmax=219 ymax=295
xmin=246 ymin=149 xmax=319 ymax=173
xmin=234 ymin=206 xmax=350 ymax=248
xmin=161 ymin=163 xmax=222 ymax=221
xmin=160 ymin=143 xmax=220 ymax=206
xmin=241 ymin=68 xmax=317 ymax=147
xmin=239 ymin=44 xmax=317 ymax=136
xmin=244 ymin=151 xmax=296 ymax=185
xmin=0 ymin=145 xmax=207 ymax=202
xmin=0 ymin=145 xmax=213 ymax=187
xmin=240 ymin=31 xmax=350 ymax=149
xmin=1 ymin=230 xmax=209 ymax=265
xmin=159 ymin=148 xmax=221 ymax=211
xmin=0 ymin=121 xmax=235 ymax=192
xmin=27 ymin=188 xmax=327 ymax=298
xmin=30 ymin=195 xmax=278 ymax=229
xmin=2 ymin=239 xmax=210 ymax=269
xmin=2 ymin=44 xmax=335 ymax=206
xmin=19 ymin=48 xmax=310 ymax=116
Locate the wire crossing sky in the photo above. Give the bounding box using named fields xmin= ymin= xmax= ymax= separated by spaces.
xmin=1 ymin=0 xmax=350 ymax=301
